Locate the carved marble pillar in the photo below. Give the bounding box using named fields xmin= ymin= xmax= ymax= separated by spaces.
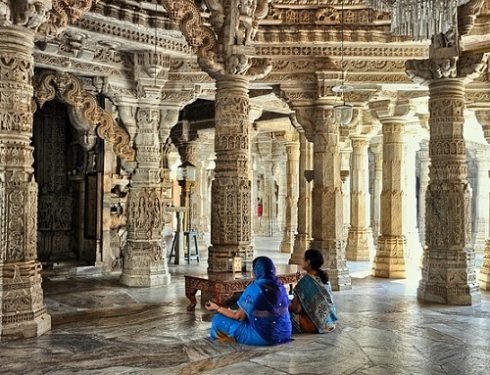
xmin=0 ymin=21 xmax=53 ymax=340
xmin=346 ymin=137 xmax=375 ymax=261
xmin=340 ymin=144 xmax=352 ymax=241
xmin=309 ymin=106 xmax=351 ymax=291
xmin=475 ymin=110 xmax=490 ymax=290
xmin=291 ymin=131 xmax=312 ymax=264
xmin=208 ymin=76 xmax=253 ymax=272
xmin=370 ymin=141 xmax=383 ymax=245
xmin=177 ymin=139 xmax=202 ymax=232
xmin=472 ymin=148 xmax=490 ymax=253
xmin=417 ymin=78 xmax=480 ymax=304
xmin=404 ymin=138 xmax=423 ymax=268
xmin=417 ymin=140 xmax=430 ymax=247
xmin=272 ymin=141 xmax=286 ymax=236
xmin=370 ymin=102 xmax=408 ymax=279
xmin=120 ymin=104 xmax=174 ymax=287
xmin=279 ymin=135 xmax=300 ymax=254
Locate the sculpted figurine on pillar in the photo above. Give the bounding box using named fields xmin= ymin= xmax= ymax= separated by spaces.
xmin=0 ymin=0 xmax=95 ymax=339
xmin=162 ymin=0 xmax=271 ymax=272
xmin=406 ymin=20 xmax=487 ymax=304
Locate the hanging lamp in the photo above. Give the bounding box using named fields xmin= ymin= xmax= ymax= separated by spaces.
xmin=332 ymin=0 xmax=353 ymax=127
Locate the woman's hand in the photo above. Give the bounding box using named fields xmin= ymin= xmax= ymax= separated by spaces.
xmin=205 ymin=301 xmax=220 ymax=311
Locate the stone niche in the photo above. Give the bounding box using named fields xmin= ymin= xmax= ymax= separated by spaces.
xmin=33 ymin=100 xmax=101 ymax=267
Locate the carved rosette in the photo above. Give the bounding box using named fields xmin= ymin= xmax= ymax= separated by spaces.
xmin=0 ymin=24 xmax=51 ymax=339
xmin=418 ymin=79 xmax=480 ymax=304
xmin=208 ymin=76 xmax=253 ymax=272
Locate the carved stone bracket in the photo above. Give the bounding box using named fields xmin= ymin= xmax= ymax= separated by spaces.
xmin=32 ymin=70 xmax=135 ymax=160
xmin=406 ymin=53 xmax=488 ymax=86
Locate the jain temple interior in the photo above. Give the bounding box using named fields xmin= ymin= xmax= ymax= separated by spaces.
xmin=1 ymin=0 xmax=490 ymax=374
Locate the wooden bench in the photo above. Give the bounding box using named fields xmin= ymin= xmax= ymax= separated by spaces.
xmin=184 ymin=265 xmax=302 ymax=311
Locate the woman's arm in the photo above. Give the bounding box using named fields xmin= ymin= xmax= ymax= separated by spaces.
xmin=289 ymin=296 xmax=302 ymax=314
xmin=205 ymin=301 xmax=246 ymax=321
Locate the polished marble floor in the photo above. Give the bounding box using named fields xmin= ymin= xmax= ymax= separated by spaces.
xmin=1 ymin=237 xmax=489 ymax=375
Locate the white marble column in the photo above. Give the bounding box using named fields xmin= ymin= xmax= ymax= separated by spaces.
xmin=280 ymin=135 xmax=300 ymax=253
xmin=472 ymin=148 xmax=490 ymax=253
xmin=341 ymin=143 xmax=352 ymax=241
xmin=346 ymin=137 xmax=375 ymax=261
xmin=370 ymin=100 xmax=409 ymax=279
xmin=291 ymin=131 xmax=313 ymax=264
xmin=404 ymin=137 xmax=423 ymax=269
xmin=417 ymin=140 xmax=430 ymax=247
xmin=370 ymin=140 xmax=383 ymax=246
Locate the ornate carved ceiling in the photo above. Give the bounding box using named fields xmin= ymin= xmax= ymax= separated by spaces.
xmin=30 ymin=0 xmax=490 ymax=102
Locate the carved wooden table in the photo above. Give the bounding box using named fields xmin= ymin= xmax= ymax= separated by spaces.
xmin=184 ymin=265 xmax=302 ymax=311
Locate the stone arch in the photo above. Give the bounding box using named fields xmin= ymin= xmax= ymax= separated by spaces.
xmin=32 ymin=70 xmax=135 ymax=161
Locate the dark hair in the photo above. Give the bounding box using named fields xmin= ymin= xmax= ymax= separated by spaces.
xmin=304 ymin=249 xmax=329 ymax=284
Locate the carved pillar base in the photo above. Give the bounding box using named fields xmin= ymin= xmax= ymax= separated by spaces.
xmin=120 ymin=242 xmax=171 ymax=287
xmin=289 ymin=233 xmax=310 ymax=265
xmin=479 ymin=240 xmax=490 ymax=290
xmin=372 ymin=236 xmax=407 ymax=278
xmin=346 ymin=228 xmax=374 ymax=261
xmin=311 ymin=239 xmax=351 ymax=291
xmin=0 ymin=262 xmax=51 ymax=340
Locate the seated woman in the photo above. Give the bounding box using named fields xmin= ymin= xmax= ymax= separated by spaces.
xmin=289 ymin=249 xmax=337 ymax=333
xmin=206 ymin=256 xmax=292 ymax=346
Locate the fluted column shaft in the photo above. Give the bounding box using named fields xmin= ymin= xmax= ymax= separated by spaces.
xmin=291 ymin=132 xmax=312 ymax=264
xmin=280 ymin=140 xmax=300 ymax=253
xmin=418 ymin=79 xmax=480 ymax=304
xmin=347 ymin=137 xmax=375 ymax=261
xmin=310 ymin=107 xmax=351 ymax=291
xmin=208 ymin=76 xmax=253 ymax=272
xmin=372 ymin=118 xmax=407 ymax=278
xmin=0 ymin=26 xmax=51 ymax=339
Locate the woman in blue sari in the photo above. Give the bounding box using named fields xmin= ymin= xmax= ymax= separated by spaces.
xmin=206 ymin=256 xmax=292 ymax=346
xmin=289 ymin=249 xmax=337 ymax=333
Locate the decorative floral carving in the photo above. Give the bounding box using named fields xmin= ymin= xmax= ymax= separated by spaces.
xmin=33 ymin=70 xmax=135 ymax=160
xmin=37 ymin=0 xmax=95 ymax=38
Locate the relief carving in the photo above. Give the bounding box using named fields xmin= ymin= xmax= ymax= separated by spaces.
xmin=33 ymin=70 xmax=135 ymax=160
